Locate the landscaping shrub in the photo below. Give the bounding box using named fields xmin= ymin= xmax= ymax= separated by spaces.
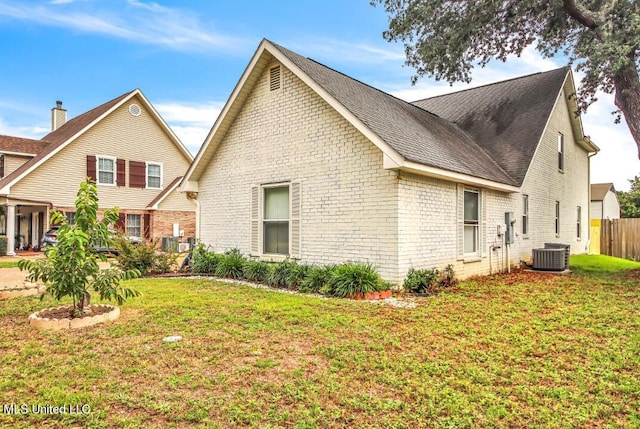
xmin=299 ymin=264 xmax=335 ymax=293
xmin=439 ymin=264 xmax=457 ymax=288
xmin=403 ymin=267 xmax=440 ymax=294
xmin=0 ymin=235 xmax=6 ymax=255
xmin=243 ymin=260 xmax=273 ymax=283
xmin=214 ymin=248 xmax=247 ymax=279
xmin=286 ymin=263 xmax=311 ymax=289
xmin=327 ymin=262 xmax=381 ymax=297
xmin=404 ymin=265 xmax=457 ymax=294
xmin=190 ymin=243 xmax=224 ymax=274
xmin=114 ymin=237 xmax=177 ymax=275
xmin=268 ymin=260 xmax=298 ymax=288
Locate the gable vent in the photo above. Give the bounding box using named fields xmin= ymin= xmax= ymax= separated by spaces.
xmin=269 ymin=66 xmax=281 ymax=91
xmin=129 ymin=104 xmax=141 ymax=117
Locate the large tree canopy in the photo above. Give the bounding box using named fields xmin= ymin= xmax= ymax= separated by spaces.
xmin=618 ymin=174 xmax=640 ymax=217
xmin=373 ymin=0 xmax=640 ymax=156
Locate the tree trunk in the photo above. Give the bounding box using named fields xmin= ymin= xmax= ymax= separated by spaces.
xmin=80 ymin=290 xmax=91 ymax=313
xmin=613 ymin=61 xmax=640 ymax=158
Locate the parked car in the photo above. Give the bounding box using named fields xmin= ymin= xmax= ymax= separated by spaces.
xmin=40 ymin=225 xmax=61 ymax=248
xmin=40 ymin=226 xmax=141 ymax=254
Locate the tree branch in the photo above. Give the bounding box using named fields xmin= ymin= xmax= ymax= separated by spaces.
xmin=563 ymin=0 xmax=617 ymax=39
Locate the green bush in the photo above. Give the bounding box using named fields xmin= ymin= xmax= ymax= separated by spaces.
xmin=268 ymin=260 xmax=298 ymax=288
xmin=300 ymin=264 xmax=335 ymax=293
xmin=243 ymin=260 xmax=272 ymax=283
xmin=214 ymin=248 xmax=247 ymax=279
xmin=327 ymin=262 xmax=381 ymax=297
xmin=191 ymin=243 xmax=224 ymax=274
xmin=286 ymin=263 xmax=311 ymax=289
xmin=403 ymin=267 xmax=440 ymax=294
xmin=114 ymin=237 xmax=177 ymax=275
xmin=0 ymin=235 xmax=6 ymax=255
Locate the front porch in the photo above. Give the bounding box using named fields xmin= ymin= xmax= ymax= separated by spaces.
xmin=1 ymin=198 xmax=51 ymax=256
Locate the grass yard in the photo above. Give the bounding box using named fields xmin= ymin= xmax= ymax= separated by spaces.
xmin=1 ymin=255 xmax=639 ymax=428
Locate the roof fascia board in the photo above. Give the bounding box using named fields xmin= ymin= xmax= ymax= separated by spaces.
xmin=393 ymin=157 xmax=520 ymax=193
xmin=0 ymin=150 xmax=36 ymax=157
xmin=181 ymin=41 xmax=272 ymax=190
xmin=1 ymin=91 xmax=138 ymax=193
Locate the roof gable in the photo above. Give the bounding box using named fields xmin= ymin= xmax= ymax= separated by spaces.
xmin=0 ymin=89 xmax=192 ymax=193
xmin=184 ymin=40 xmax=596 ymax=192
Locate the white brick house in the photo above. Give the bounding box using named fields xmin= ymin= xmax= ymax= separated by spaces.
xmin=182 ymin=40 xmax=599 ymax=282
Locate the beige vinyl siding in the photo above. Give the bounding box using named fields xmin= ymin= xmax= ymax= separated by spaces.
xmin=156 ymin=188 xmax=196 ymax=211
xmin=197 ymin=61 xmax=400 ymax=281
xmin=11 ymin=94 xmax=193 ymax=211
xmin=3 ymin=154 xmax=32 ymax=177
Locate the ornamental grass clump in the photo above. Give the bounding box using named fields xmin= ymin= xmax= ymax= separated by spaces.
xmin=327 ymin=262 xmax=381 ymax=297
xmin=214 ymin=248 xmax=247 ymax=279
xmin=243 ymin=260 xmax=272 ymax=283
xmin=17 ymin=179 xmax=140 ymax=317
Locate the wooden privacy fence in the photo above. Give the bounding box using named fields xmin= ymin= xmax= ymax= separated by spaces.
xmin=600 ymin=218 xmax=640 ymax=261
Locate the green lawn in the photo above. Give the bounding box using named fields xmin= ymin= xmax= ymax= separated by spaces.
xmin=1 ymin=255 xmax=639 ymax=428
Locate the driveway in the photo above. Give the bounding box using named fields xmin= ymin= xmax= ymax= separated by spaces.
xmin=0 ymin=255 xmax=111 ymax=288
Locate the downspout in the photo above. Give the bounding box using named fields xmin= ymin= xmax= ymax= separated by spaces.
xmin=187 ymin=192 xmax=200 ymax=240
xmin=587 ymin=147 xmax=598 ymax=252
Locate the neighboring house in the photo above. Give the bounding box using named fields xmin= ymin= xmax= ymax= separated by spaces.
xmin=590 ymin=183 xmax=620 ymax=220
xmin=0 ymin=90 xmax=196 ymax=255
xmin=181 ymin=39 xmax=599 ymax=282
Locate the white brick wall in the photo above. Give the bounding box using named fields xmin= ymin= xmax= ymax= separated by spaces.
xmin=197 ymin=61 xmax=399 ymax=280
xmin=395 ymin=87 xmax=592 ymax=280
xmin=198 ymin=63 xmax=593 ymax=283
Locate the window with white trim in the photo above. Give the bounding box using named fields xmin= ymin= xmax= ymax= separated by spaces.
xmin=555 ymin=201 xmax=560 ymax=235
xmin=97 ymin=156 xmax=116 ymax=185
xmin=126 ymin=214 xmax=141 ymax=238
xmin=263 ymin=186 xmax=289 ymax=254
xmin=577 ymin=206 xmax=582 ymax=239
xmin=65 ymin=211 xmax=75 ymax=225
xmin=146 ymin=162 xmax=162 ymax=189
xmin=522 ymin=194 xmax=529 ymax=236
xmin=464 ymin=189 xmax=480 ymax=255
xmin=558 ymin=133 xmax=565 ymax=171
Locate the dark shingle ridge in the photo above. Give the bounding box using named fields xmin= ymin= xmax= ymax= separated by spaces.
xmin=270 ymin=41 xmax=518 ymax=186
xmin=412 ymin=67 xmax=570 ymax=104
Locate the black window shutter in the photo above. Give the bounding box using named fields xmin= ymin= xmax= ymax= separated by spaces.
xmin=86 ymin=155 xmax=96 ymax=181
xmin=129 ymin=161 xmax=146 ymax=188
xmin=0 ymin=154 xmax=4 ymax=178
xmin=117 ymin=159 xmax=126 ymax=186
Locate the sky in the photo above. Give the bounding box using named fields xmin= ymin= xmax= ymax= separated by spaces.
xmin=0 ymin=0 xmax=635 ymax=190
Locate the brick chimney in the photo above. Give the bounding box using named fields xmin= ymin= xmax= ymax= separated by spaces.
xmin=51 ymin=100 xmax=67 ymax=131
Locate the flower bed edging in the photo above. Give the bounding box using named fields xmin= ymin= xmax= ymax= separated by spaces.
xmin=0 ymin=283 xmax=45 ymax=300
xmin=29 ymin=304 xmax=120 ymax=331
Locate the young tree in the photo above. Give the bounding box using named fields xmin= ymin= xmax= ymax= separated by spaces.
xmin=618 ymin=175 xmax=640 ymax=217
xmin=372 ymin=0 xmax=640 ymax=156
xmin=18 ymin=179 xmax=140 ymax=317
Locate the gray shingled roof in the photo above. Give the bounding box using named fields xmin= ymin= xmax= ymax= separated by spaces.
xmin=412 ymin=68 xmax=569 ymax=186
xmin=271 ymin=42 xmax=518 ymax=186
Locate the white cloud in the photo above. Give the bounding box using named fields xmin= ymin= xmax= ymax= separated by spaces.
xmin=0 ymin=113 xmax=49 ymax=139
xmin=155 ymin=101 xmax=223 ymax=156
xmin=0 ymin=1 xmax=250 ymax=52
